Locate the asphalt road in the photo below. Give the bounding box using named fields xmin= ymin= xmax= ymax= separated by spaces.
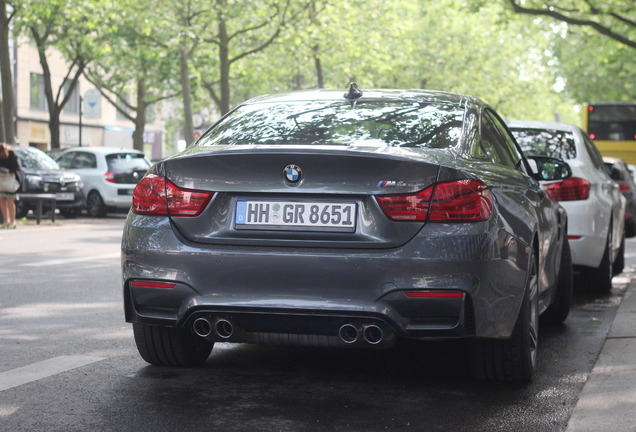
xmin=1 ymin=215 xmax=634 ymax=432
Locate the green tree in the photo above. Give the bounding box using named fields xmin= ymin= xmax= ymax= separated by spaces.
xmin=507 ymin=0 xmax=635 ymax=49
xmin=13 ymin=0 xmax=100 ymax=148
xmin=82 ymin=2 xmax=181 ymax=151
xmin=0 ymin=0 xmax=16 ymax=143
xmin=196 ymin=0 xmax=311 ymax=115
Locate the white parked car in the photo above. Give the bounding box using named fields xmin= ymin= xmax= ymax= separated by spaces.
xmin=55 ymin=147 xmax=151 ymax=217
xmin=509 ymin=120 xmax=625 ymax=292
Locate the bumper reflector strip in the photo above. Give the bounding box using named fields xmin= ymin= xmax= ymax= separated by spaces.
xmin=567 ymin=236 xmax=582 ymax=240
xmin=406 ymin=292 xmax=463 ymax=298
xmin=131 ymin=281 xmax=176 ymax=289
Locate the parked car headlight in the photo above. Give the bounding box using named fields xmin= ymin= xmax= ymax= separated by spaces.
xmin=27 ymin=175 xmax=43 ymax=190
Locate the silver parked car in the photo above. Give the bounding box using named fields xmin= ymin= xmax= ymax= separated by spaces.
xmin=56 ymin=147 xmax=151 ymax=217
xmin=122 ymin=86 xmax=572 ymax=383
xmin=509 ymin=121 xmax=626 ymax=291
xmin=604 ymin=156 xmax=636 ymax=239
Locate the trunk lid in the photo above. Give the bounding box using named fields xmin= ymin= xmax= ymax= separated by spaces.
xmin=163 ymin=146 xmax=454 ymax=249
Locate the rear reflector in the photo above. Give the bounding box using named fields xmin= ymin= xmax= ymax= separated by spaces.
xmin=376 ymin=180 xmax=492 ymax=223
xmin=131 ymin=280 xmax=176 ymax=289
xmin=544 ymin=177 xmax=590 ymax=201
xmin=406 ymin=292 xmax=463 ymax=298
xmin=133 ymin=174 xmax=214 ymax=217
xmin=567 ymin=236 xmax=582 ymax=240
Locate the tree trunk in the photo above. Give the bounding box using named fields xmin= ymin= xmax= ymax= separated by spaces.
xmin=0 ymin=96 xmax=5 ymax=142
xmin=218 ymin=16 xmax=231 ymax=115
xmin=313 ymin=46 xmax=324 ymax=89
xmin=0 ymin=0 xmax=15 ymax=143
xmin=48 ymin=114 xmax=60 ymax=149
xmin=132 ymin=80 xmax=146 ymax=152
xmin=179 ymin=47 xmax=194 ymax=145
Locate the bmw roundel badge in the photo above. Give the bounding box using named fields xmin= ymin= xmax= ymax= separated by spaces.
xmin=283 ymin=164 xmax=302 ymax=184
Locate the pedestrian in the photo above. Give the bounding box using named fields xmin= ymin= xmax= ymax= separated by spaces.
xmin=0 ymin=142 xmax=22 ymax=229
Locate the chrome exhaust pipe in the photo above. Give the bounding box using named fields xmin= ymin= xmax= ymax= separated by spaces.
xmin=363 ymin=325 xmax=384 ymax=345
xmin=338 ymin=323 xmax=360 ymax=344
xmin=215 ymin=319 xmax=234 ymax=339
xmin=193 ymin=318 xmax=213 ymax=338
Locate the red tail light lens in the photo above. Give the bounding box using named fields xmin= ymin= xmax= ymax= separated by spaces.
xmin=104 ymin=171 xmax=115 ymax=183
xmin=428 ymin=180 xmax=493 ymax=222
xmin=375 ymin=186 xmax=433 ymax=222
xmin=132 ymin=174 xmax=214 ymax=217
xmin=376 ymin=180 xmax=492 ymax=223
xmin=131 ymin=280 xmax=176 ymax=289
xmin=619 ymin=183 xmax=630 ymax=193
xmin=544 ymin=177 xmax=590 ymax=201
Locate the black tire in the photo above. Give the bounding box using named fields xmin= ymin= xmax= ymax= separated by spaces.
xmin=60 ymin=208 xmax=80 ymax=218
xmin=133 ymin=322 xmax=213 ymax=367
xmin=15 ymin=200 xmax=28 ymax=219
xmin=86 ymin=191 xmax=107 ymax=217
xmin=468 ymin=250 xmax=539 ymax=383
xmin=612 ymin=235 xmax=625 ymax=276
xmin=625 ymin=219 xmax=636 ymax=238
xmin=587 ymin=232 xmax=613 ymax=293
xmin=544 ymin=238 xmax=573 ymax=324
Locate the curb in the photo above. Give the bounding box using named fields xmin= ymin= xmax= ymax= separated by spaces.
xmin=565 ymin=277 xmax=636 ymax=431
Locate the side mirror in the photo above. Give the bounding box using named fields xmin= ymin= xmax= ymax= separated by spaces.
xmin=526 ymin=155 xmax=572 ymax=181
xmin=609 ymin=166 xmax=622 ymax=181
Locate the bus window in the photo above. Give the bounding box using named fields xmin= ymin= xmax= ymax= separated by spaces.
xmin=583 ymin=103 xmax=636 ymax=164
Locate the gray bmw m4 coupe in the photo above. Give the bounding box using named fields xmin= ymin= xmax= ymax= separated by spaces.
xmin=122 ymin=85 xmax=573 ymax=382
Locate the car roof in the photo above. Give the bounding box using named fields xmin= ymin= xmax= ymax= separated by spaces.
xmin=507 ymin=120 xmax=582 ymax=133
xmin=60 ymin=147 xmax=144 ymax=155
xmin=603 ymin=156 xmax=625 ymax=165
xmin=242 ymin=88 xmax=480 ymax=107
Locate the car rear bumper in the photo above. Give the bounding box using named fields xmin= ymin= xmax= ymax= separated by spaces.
xmin=101 ymin=186 xmax=134 ymax=208
xmin=122 ymin=214 xmax=530 ymax=344
xmin=560 ymin=200 xmax=608 ymax=268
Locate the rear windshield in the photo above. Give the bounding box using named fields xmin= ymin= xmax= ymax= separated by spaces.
xmin=15 ymin=147 xmax=60 ymax=170
xmin=197 ymin=101 xmax=464 ymax=149
xmin=106 ymin=153 xmax=150 ymax=173
xmin=509 ymin=128 xmax=577 ymax=160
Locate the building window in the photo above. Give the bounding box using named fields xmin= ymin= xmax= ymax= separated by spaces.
xmin=30 ymin=73 xmax=47 ymax=111
xmin=145 ymin=105 xmax=154 ymax=123
xmin=117 ymin=92 xmax=130 ymax=120
xmin=63 ymin=80 xmax=80 ymax=114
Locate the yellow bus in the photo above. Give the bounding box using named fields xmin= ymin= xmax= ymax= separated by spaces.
xmin=582 ymin=103 xmax=636 ymax=164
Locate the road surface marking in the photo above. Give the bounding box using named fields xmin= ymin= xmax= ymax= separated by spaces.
xmin=0 ymin=355 xmax=105 ymax=391
xmin=19 ymin=253 xmax=120 ymax=267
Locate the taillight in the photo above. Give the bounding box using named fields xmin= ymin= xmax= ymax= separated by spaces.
xmin=376 ymin=180 xmax=492 ymax=223
xmin=104 ymin=171 xmax=115 ymax=183
xmin=131 ymin=280 xmax=176 ymax=289
xmin=544 ymin=177 xmax=590 ymax=201
xmin=619 ymin=183 xmax=630 ymax=193
xmin=132 ymin=174 xmax=214 ymax=217
xmin=375 ymin=187 xmax=433 ymax=221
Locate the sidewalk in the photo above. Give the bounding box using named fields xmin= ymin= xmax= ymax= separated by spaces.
xmin=565 ymin=277 xmax=636 ymax=432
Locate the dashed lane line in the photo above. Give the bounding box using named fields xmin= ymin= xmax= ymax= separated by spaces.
xmin=0 ymin=355 xmax=105 ymax=391
xmin=19 ymin=253 xmax=120 ymax=267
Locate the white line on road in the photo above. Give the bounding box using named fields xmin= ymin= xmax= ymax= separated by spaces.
xmin=0 ymin=355 xmax=105 ymax=391
xmin=19 ymin=253 xmax=120 ymax=267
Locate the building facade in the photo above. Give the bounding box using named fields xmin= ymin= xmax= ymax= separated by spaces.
xmin=12 ymin=36 xmax=165 ymax=160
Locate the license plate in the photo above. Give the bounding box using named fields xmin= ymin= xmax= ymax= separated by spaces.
xmin=235 ymin=200 xmax=356 ymax=232
xmin=55 ymin=193 xmax=75 ymax=201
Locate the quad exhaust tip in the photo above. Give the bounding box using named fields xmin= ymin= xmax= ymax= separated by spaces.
xmin=339 ymin=323 xmax=386 ymax=345
xmin=363 ymin=325 xmax=384 ymax=345
xmin=215 ymin=319 xmax=234 ymax=339
xmin=193 ymin=318 xmax=212 ymax=338
xmin=338 ymin=323 xmax=360 ymax=344
xmin=193 ymin=317 xmax=234 ymax=339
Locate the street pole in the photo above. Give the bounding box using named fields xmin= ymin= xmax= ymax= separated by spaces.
xmin=79 ymin=95 xmax=82 ymax=147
